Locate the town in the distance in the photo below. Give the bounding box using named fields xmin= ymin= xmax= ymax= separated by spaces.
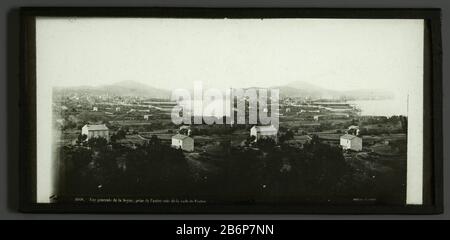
xmin=52 ymin=80 xmax=407 ymax=205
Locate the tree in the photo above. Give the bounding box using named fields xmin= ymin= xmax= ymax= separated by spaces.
xmin=121 ymin=126 xmax=130 ymax=133
xmin=87 ymin=137 xmax=108 ymax=149
xmin=76 ymin=134 xmax=87 ymax=145
xmin=256 ymin=137 xmax=276 ymax=151
xmin=110 ymin=133 xmax=117 ymax=143
xmin=179 ymin=128 xmax=189 ymax=135
xmin=347 ymin=128 xmax=358 ymax=135
xmin=149 ymin=134 xmax=161 ymax=146
xmin=115 ymin=129 xmax=126 ymax=139
xmin=245 ymin=135 xmax=256 ymax=145
xmin=301 ymin=136 xmax=350 ymax=196
xmin=400 ymin=116 xmax=408 ymax=133
xmin=225 ymin=147 xmax=264 ymax=201
xmin=69 ymin=146 xmax=93 ymax=170
xmin=279 ymin=129 xmax=294 ymax=143
xmin=60 ymin=146 xmax=94 ymax=196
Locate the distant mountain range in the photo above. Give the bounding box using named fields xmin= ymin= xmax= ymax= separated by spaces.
xmin=54 ymin=80 xmax=393 ymax=100
xmin=273 ymin=81 xmax=394 ymax=100
xmin=54 ymin=80 xmax=171 ymax=99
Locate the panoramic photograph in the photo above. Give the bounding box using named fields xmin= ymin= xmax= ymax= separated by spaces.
xmin=34 ymin=17 xmax=424 ymax=206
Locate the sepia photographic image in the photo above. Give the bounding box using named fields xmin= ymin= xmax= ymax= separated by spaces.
xmin=20 ymin=8 xmax=442 ymax=213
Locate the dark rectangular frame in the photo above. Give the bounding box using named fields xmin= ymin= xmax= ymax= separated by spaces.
xmin=19 ymin=7 xmax=443 ymax=214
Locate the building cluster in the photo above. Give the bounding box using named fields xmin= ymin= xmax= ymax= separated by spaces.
xmin=78 ymin=122 xmax=363 ymax=153
xmin=283 ymin=100 xmax=359 ymax=121
xmin=74 ymin=96 xmax=365 ymax=154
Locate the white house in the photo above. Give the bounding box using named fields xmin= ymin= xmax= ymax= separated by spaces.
xmin=81 ymin=124 xmax=110 ymax=141
xmin=340 ymin=134 xmax=362 ymax=151
xmin=92 ymin=106 xmax=98 ymax=112
xmin=250 ymin=125 xmax=278 ymax=142
xmin=171 ymin=134 xmax=194 ymax=152
xmin=143 ymin=114 xmax=152 ymax=120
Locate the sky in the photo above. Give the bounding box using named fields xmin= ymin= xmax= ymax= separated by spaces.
xmin=36 ymin=17 xmax=423 ymax=93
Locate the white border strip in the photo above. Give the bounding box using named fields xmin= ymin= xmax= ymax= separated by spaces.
xmin=406 ymin=20 xmax=424 ymax=205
